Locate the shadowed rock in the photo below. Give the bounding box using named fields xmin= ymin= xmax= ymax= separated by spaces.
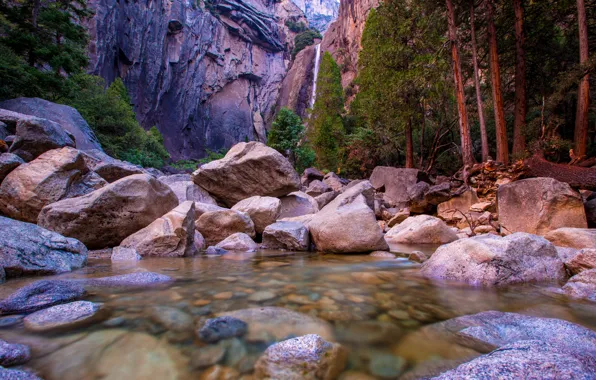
xmin=0 ymin=367 xmax=42 ymax=379
xmin=198 ymin=316 xmax=248 ymax=343
xmin=262 ymin=221 xmax=309 ymax=251
xmin=0 ymin=280 xmax=86 ymax=315
xmin=81 ymin=149 xmax=143 ymax=183
xmin=23 ymin=301 xmax=108 ymax=333
xmin=0 ymin=153 xmax=24 ymax=184
xmin=232 ymin=196 xmax=280 ymax=234
xmin=0 ymin=339 xmax=30 ymax=366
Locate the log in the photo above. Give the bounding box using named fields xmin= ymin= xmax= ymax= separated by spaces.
xmin=523 ymin=155 xmax=596 ymax=190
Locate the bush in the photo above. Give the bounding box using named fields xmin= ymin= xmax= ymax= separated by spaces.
xmin=292 ymin=29 xmax=322 ymax=59
xmin=268 ymin=107 xmax=315 ymax=173
xmin=285 ymin=20 xmax=308 ymax=33
xmin=198 ymin=149 xmax=227 ymax=165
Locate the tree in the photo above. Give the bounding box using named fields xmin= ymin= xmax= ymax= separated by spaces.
xmin=512 ymin=0 xmax=527 ymax=156
xmin=470 ymin=1 xmax=489 ymax=162
xmin=575 ymin=0 xmax=590 ymax=157
xmin=310 ymin=52 xmax=345 ymax=171
xmin=268 ymin=107 xmax=315 ymax=172
xmin=487 ymin=0 xmax=508 ymax=164
xmin=446 ymin=0 xmax=476 ymax=167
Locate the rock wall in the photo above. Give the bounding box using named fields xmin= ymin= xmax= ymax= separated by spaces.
xmin=87 ymin=0 xmax=305 ymax=160
xmin=276 ymin=44 xmax=317 ymax=119
xmin=291 ymin=0 xmax=340 ymax=32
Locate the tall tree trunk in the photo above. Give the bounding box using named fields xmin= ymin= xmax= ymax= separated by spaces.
xmin=513 ymin=0 xmax=527 ymax=156
xmin=29 ymin=0 xmax=41 ymax=67
xmin=470 ymin=2 xmax=489 ymax=162
xmin=575 ymin=0 xmax=590 ymax=156
xmin=447 ymin=0 xmax=476 ymax=167
xmin=419 ymin=100 xmax=426 ymax=168
xmin=406 ymin=117 xmax=414 ymax=168
xmin=487 ymin=0 xmax=509 ymax=164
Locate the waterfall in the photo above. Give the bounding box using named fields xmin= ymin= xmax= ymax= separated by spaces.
xmin=309 ymin=43 xmax=322 ymax=109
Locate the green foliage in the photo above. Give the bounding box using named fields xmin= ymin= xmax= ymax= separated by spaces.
xmin=285 ymin=20 xmax=307 ymax=33
xmin=198 ymin=149 xmax=227 ymax=165
xmin=292 ymin=29 xmax=322 ymax=58
xmin=63 ymin=75 xmax=170 ymax=168
xmin=169 ymin=160 xmax=200 ymax=172
xmin=310 ymin=52 xmax=345 ymax=172
xmin=268 ymin=107 xmax=315 ymax=173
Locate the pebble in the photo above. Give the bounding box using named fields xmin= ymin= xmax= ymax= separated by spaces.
xmin=213 ymin=292 xmax=233 ymax=300
xmin=198 ymin=316 xmax=248 ymax=343
xmin=194 ymin=299 xmax=212 ymax=306
xmin=149 ymin=306 xmax=193 ymax=332
xmin=286 ymin=294 xmax=312 ymax=305
xmin=192 ymin=344 xmax=226 ymax=369
xmin=247 ymin=291 xmax=276 ymax=302
xmin=388 ymin=310 xmax=409 ymax=320
xmin=199 ymin=365 xmax=240 ymax=380
xmin=218 ymin=277 xmax=237 ymax=282
xmin=258 ymin=261 xmax=290 ymax=269
xmin=369 ymin=354 xmax=406 ymax=379
xmin=23 ymin=301 xmax=107 ymax=332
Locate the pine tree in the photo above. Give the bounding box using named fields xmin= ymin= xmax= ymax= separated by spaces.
xmin=268 ymin=107 xmax=315 ymax=172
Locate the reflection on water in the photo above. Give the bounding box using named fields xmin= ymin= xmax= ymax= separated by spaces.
xmin=1 ymin=249 xmax=595 ymax=379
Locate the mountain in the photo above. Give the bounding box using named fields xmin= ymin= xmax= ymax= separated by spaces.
xmin=291 ymin=0 xmax=340 ymax=33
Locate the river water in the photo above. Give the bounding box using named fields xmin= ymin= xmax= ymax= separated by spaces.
xmin=1 ymin=248 xmax=595 ymax=379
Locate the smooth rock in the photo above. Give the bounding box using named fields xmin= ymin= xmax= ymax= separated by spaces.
xmin=0 ymin=216 xmax=87 ymax=280
xmin=498 ymin=177 xmax=587 ymax=235
xmin=254 ymin=334 xmax=347 ymax=380
xmin=119 ymin=201 xmax=195 ymax=257
xmin=198 ymin=316 xmax=248 ymax=343
xmin=111 ymin=247 xmax=142 ymax=262
xmin=0 ymin=280 xmax=86 ymax=315
xmin=323 ymin=172 xmax=347 ymax=192
xmin=369 ymin=354 xmax=406 ymax=379
xmin=194 ymin=202 xmax=227 ymax=219
xmin=247 ymin=291 xmax=277 ymax=302
xmin=215 ymin=233 xmax=258 ymax=252
xmin=23 ymin=301 xmax=106 ymax=332
xmin=421 ymin=233 xmax=567 ymax=286
xmin=305 ymin=180 xmax=331 ymax=197
xmin=314 ymin=191 xmax=338 ymax=209
xmin=261 ymin=221 xmax=309 ymax=251
xmin=545 ymin=228 xmax=596 ymax=249
xmin=232 ymin=196 xmax=281 ymax=233
xmin=423 ymin=182 xmax=452 ymax=206
xmin=196 ymin=209 xmax=256 ymax=246
xmin=81 ymin=272 xmax=173 ymax=289
xmin=563 ymin=269 xmax=596 ymax=302
xmin=149 ymin=306 xmax=193 ymax=332
xmin=191 ymin=344 xmax=226 ymax=369
xmin=369 ymin=251 xmax=395 ymax=259
xmin=386 ymin=215 xmax=458 ymax=245
xmin=38 ymin=174 xmax=179 ymax=249
xmin=81 ymin=149 xmax=143 ymax=182
xmin=387 ymin=209 xmax=410 ymax=228
xmin=563 ymin=248 xmax=596 ymax=275
xmin=159 ymin=175 xmax=217 ymax=205
xmin=0 ymin=153 xmax=24 ymax=184
xmin=301 ymin=168 xmax=324 ymax=187
xmin=192 ymin=142 xmax=300 ymax=207
xmin=279 ymin=191 xmax=319 ymax=219
xmin=0 ymin=339 xmax=30 ymax=366
xmin=369 ymin=167 xmax=429 ymax=207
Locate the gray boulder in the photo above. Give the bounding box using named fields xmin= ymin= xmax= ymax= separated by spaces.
xmin=232 ymin=196 xmax=281 ymax=233
xmin=215 ymin=232 xmax=258 ymax=252
xmin=23 ymin=301 xmax=107 ymax=333
xmin=82 ymin=149 xmax=143 ymax=183
xmin=301 ymin=167 xmax=324 ymax=187
xmin=0 ymin=153 xmax=24 ymax=184
xmin=198 ymin=316 xmax=248 ymax=343
xmin=0 ymin=280 xmax=86 ymax=315
xmin=158 ymin=175 xmax=217 ymax=205
xmin=385 ymin=215 xmax=459 ymax=245
xmin=369 ymin=167 xmax=430 ymax=208
xmin=279 ymin=191 xmax=319 ymax=219
xmin=79 ymin=272 xmax=173 ymax=290
xmin=262 ymin=221 xmax=310 ymax=251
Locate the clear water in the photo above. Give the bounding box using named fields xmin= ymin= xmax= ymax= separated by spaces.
xmin=1 ymin=248 xmax=595 ymax=379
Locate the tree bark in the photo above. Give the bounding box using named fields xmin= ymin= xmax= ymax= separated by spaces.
xmin=513 ymin=0 xmax=527 ymax=156
xmin=470 ymin=2 xmax=489 ymax=162
xmin=419 ymin=100 xmax=426 ymax=168
xmin=446 ymin=0 xmax=476 ymax=167
xmin=575 ymin=0 xmax=590 ymax=156
xmin=487 ymin=0 xmax=508 ymax=164
xmin=406 ymin=117 xmax=414 ymax=168
xmin=524 ymin=155 xmax=596 ymax=190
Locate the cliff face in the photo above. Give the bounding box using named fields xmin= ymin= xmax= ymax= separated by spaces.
xmin=291 ymin=0 xmax=340 ymax=32
xmin=321 ymin=0 xmax=379 ymax=89
xmin=87 ymin=0 xmax=305 ymax=160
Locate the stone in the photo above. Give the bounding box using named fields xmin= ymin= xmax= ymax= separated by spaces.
xmin=254 ymin=334 xmax=347 ymax=380
xmin=248 ymin=291 xmax=277 ymax=302
xmin=545 ymin=228 xmax=596 ymax=249
xmin=308 ymin=181 xmax=388 ymax=253
xmin=323 ymin=172 xmax=347 ymax=192
xmin=23 ymin=301 xmax=107 ymax=333
xmin=498 ymin=177 xmax=587 ymax=235
xmin=562 ymin=269 xmax=596 ymax=302
xmin=198 ymin=316 xmax=248 ymax=343
xmin=149 ymin=306 xmax=193 ymax=332
xmin=314 ymin=191 xmax=338 ymax=209
xmin=423 ymin=182 xmax=451 ymax=206
xmin=159 ymin=175 xmax=217 ymax=205
xmin=301 ymin=167 xmax=324 ymax=187
xmin=585 ymin=197 xmax=596 ymax=227
xmin=215 ymin=233 xmax=258 ymax=252
xmin=279 ymin=191 xmax=319 ymax=219
xmin=0 ymin=280 xmax=86 ymax=315
xmin=81 ymin=272 xmax=173 ymax=289
xmin=196 ymin=209 xmax=256 ymax=246
xmin=199 ymin=365 xmax=239 ymax=380
xmin=81 ymin=149 xmax=143 ymax=183
xmin=205 ymin=246 xmax=227 ymax=256
xmin=0 ymin=153 xmax=24 ymax=184
xmin=369 ymin=251 xmax=395 ymax=259
xmin=0 ymin=367 xmax=41 ymax=379
xmin=192 ymin=142 xmax=300 ymax=207
xmin=38 ymin=174 xmax=179 ymax=249
xmin=407 ymin=181 xmax=432 ymax=213
xmin=305 ymin=180 xmax=331 ymax=197
xmin=194 ymin=231 xmax=206 ymax=252
xmin=387 ymin=209 xmax=410 ymax=228
xmin=563 ymin=248 xmax=596 ymax=274
xmin=0 ymin=147 xmax=105 ymax=222
xmin=369 ymin=354 xmax=406 ymax=379
xmin=385 ymin=215 xmax=459 ymax=245
xmin=111 ymin=247 xmax=142 ymax=262
xmin=191 ymin=344 xmax=226 ymax=369
xmin=369 ymin=167 xmax=430 ymax=207
xmin=409 ymin=251 xmax=428 ymax=263
xmin=0 ymin=216 xmax=87 ymax=281
xmin=470 ymin=202 xmax=492 ymax=212
xmin=218 ymin=307 xmax=334 ymax=342
xmin=421 ymin=233 xmax=567 ymax=286
xmin=0 ymin=98 xmax=103 ymax=151
xmin=231 ymin=196 xmax=281 ymax=233
xmin=262 ymin=221 xmax=310 ymax=251
xmin=119 ymin=201 xmax=195 ymax=257
xmin=437 ymin=189 xmax=480 ymax=223
xmin=0 ymin=339 xmax=30 ymax=366
xmin=194 ymin=202 xmax=227 ymax=219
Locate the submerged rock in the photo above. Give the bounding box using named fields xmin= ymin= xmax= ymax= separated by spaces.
xmin=231 ymin=196 xmax=281 ymax=233
xmin=0 ymin=280 xmax=86 ymax=315
xmin=23 ymin=301 xmax=107 ymax=333
xmin=262 ymin=221 xmax=310 ymax=251
xmin=192 ymin=142 xmax=300 ymax=207
xmin=254 ymin=334 xmax=347 ymax=380
xmin=215 ymin=233 xmax=258 ymax=252
xmin=385 ymin=215 xmax=458 ymax=245
xmin=0 ymin=216 xmax=87 ymax=281
xmin=38 ymin=174 xmax=178 ymax=249
xmin=80 ymin=272 xmax=173 ymax=289
xmin=149 ymin=306 xmax=193 ymax=332
xmin=0 ymin=339 xmax=30 ymax=366
xmin=421 ymin=233 xmax=567 ymax=286
xmin=198 ymin=316 xmax=248 ymax=343
xmin=196 ymin=209 xmax=256 ymax=246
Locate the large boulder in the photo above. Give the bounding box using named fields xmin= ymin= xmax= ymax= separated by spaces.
xmin=545 ymin=228 xmax=596 ymax=249
xmin=0 ymin=98 xmax=102 ymax=151
xmin=38 ymin=174 xmax=178 ymax=249
xmin=262 ymin=221 xmax=310 ymax=251
xmin=279 ymin=191 xmax=319 ymax=219
xmin=158 ymin=175 xmax=217 ymax=205
xmin=232 ymin=196 xmax=281 ymax=233
xmin=322 ymin=172 xmax=347 ymax=192
xmin=562 ymin=269 xmax=596 ymax=302
xmin=0 ymin=217 xmax=87 ymax=281
xmin=498 ymin=177 xmax=587 ymax=235
xmin=82 ymin=149 xmax=143 ymax=183
xmin=0 ymin=147 xmax=106 ymax=222
xmin=0 ymin=153 xmax=24 ymax=184
xmin=437 ymin=189 xmax=479 ymax=223
xmin=421 ymin=233 xmax=567 ymax=286
xmin=191 ymin=142 xmax=300 ymax=207
xmin=254 ymin=334 xmax=347 ymax=380
xmin=301 ymin=167 xmax=324 ymax=187
xmin=195 ymin=209 xmax=256 ymax=246
xmin=0 ymin=109 xmax=75 ymax=162
xmin=369 ymin=167 xmax=430 ymax=208
xmin=562 ymin=248 xmax=596 ymax=275
xmin=305 ymin=179 xmax=331 ymax=197
xmin=308 ymin=181 xmax=388 ymax=253
xmin=215 ymin=232 xmax=258 ymax=252
xmin=385 ymin=215 xmax=458 ymax=245
xmin=119 ymin=201 xmax=195 ymax=257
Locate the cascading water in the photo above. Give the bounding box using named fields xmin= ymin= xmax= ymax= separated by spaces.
xmin=309 ymin=43 xmax=322 ymax=109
